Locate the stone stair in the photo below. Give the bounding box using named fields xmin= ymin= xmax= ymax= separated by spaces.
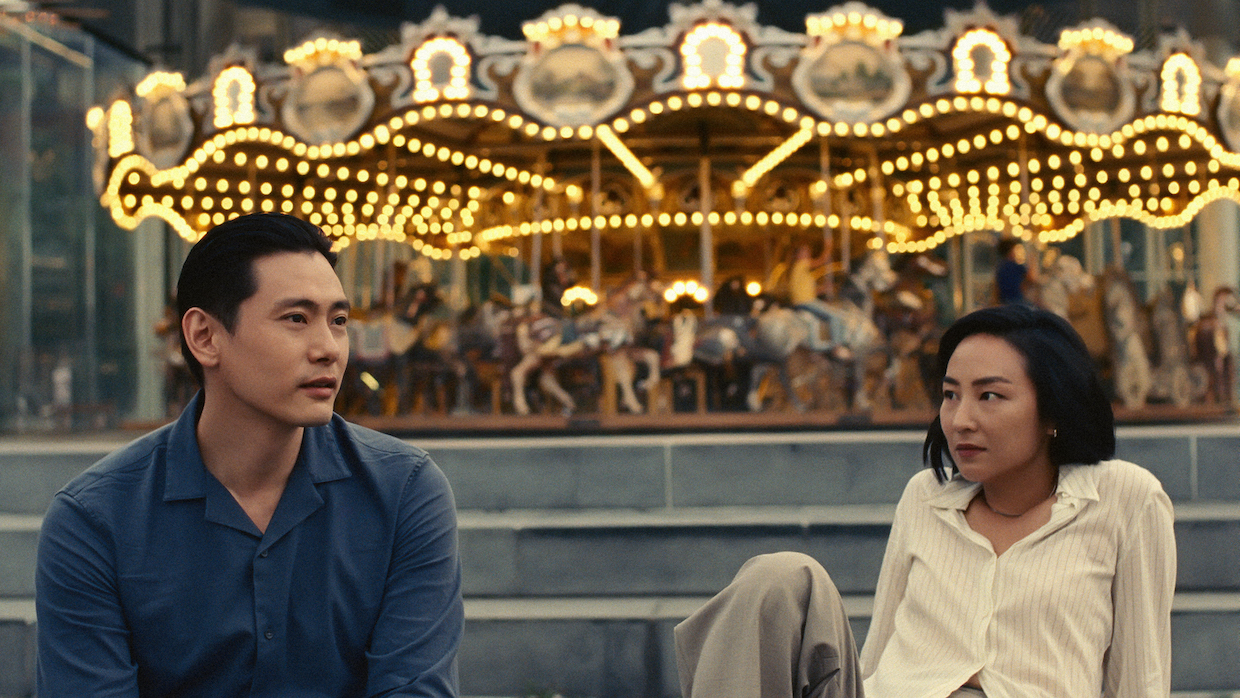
xmin=2 ymin=426 xmax=1239 ymax=697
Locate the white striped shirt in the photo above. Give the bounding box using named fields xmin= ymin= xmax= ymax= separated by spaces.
xmin=860 ymin=460 xmax=1176 ymax=698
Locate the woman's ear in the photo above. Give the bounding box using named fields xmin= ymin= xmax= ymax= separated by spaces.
xmin=182 ymin=308 xmax=223 ymax=370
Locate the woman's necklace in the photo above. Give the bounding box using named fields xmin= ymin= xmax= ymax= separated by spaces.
xmin=979 ymin=479 xmax=1057 ymax=518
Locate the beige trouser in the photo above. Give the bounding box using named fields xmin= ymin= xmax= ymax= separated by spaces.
xmin=674 ymin=552 xmax=864 ymax=698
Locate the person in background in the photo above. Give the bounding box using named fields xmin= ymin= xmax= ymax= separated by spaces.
xmin=541 ymin=256 xmax=576 ymax=317
xmin=675 ymin=303 xmax=1175 ymax=698
xmin=36 ymin=213 xmax=463 ymax=697
xmin=995 ymin=237 xmax=1039 ymax=305
xmin=789 ymin=243 xmax=830 ymax=306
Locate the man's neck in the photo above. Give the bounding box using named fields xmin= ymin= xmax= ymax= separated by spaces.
xmin=195 ymin=396 xmax=304 ymax=531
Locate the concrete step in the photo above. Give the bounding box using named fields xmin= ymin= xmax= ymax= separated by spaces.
xmin=0 ymin=443 xmax=119 ymax=516
xmin=0 ymin=600 xmax=35 ymax=698
xmin=459 ymin=594 xmax=1240 ymax=698
xmin=6 ymin=504 xmax=1240 ymax=599
xmin=3 ymin=424 xmax=1239 ymax=515
xmin=4 ymin=594 xmax=1237 ymax=698
xmin=457 ymin=502 xmax=1240 ymax=597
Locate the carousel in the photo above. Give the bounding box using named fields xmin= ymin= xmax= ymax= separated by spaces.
xmin=92 ymin=1 xmax=1240 ymax=431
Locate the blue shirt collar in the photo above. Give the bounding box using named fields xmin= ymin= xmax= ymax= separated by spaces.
xmin=162 ymin=391 xmax=353 ymax=504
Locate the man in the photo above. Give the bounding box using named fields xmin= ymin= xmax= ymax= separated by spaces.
xmin=36 ymin=213 xmax=463 ymax=696
xmin=995 ymin=237 xmax=1038 ymax=305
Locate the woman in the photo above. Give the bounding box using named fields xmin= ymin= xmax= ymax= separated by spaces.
xmin=675 ymin=304 xmax=1176 ymax=698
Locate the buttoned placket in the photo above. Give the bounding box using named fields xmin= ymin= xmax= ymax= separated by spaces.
xmin=253 ymin=540 xmax=279 ymax=651
xmin=247 ymin=458 xmax=328 ymax=696
xmin=947 ymin=494 xmax=1085 ymax=693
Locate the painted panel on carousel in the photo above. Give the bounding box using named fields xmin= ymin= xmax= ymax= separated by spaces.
xmin=280 ymin=36 xmax=375 ymax=145
xmin=134 ymin=71 xmax=193 ymax=170
xmin=1047 ymin=21 xmax=1135 ymax=134
xmin=793 ymin=4 xmax=908 ymax=124
xmin=513 ymin=5 xmax=632 ymax=128
xmin=1218 ymin=58 xmax=1240 ymax=152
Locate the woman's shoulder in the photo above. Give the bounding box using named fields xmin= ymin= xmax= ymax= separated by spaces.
xmin=1065 ymin=458 xmax=1170 ymax=506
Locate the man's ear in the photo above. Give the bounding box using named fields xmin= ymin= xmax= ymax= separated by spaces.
xmin=182 ymin=308 xmax=224 ymax=370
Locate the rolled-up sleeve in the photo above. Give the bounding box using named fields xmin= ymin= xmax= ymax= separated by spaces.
xmin=365 ymin=459 xmax=464 ymax=697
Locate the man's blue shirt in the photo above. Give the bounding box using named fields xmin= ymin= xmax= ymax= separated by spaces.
xmin=35 ymin=393 xmax=463 ymax=697
xmin=996 ymin=258 xmax=1029 ymax=304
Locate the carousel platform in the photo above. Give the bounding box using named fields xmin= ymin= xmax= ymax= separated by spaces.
xmin=2 ymin=422 xmax=1240 ymax=697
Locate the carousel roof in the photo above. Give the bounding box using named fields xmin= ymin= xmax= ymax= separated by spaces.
xmin=91 ymin=0 xmax=1240 ymax=263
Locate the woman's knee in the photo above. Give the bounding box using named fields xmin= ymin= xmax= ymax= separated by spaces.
xmin=732 ymin=552 xmax=834 ymax=603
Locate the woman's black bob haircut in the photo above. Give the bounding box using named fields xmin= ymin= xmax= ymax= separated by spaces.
xmin=923 ymin=303 xmax=1115 ymax=482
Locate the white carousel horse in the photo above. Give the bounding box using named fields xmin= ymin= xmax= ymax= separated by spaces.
xmin=509 ymin=305 xmax=658 ymax=416
xmin=750 ymin=297 xmax=887 ymax=411
xmin=662 ymin=250 xmax=894 ymax=413
xmin=754 ymin=249 xmax=895 ymax=411
xmin=599 ymin=277 xmax=663 ymax=410
xmin=1103 ymin=270 xmax=1153 ymax=409
xmin=1040 ymin=254 xmax=1094 ymax=320
xmin=1190 ymin=286 xmax=1240 ymax=405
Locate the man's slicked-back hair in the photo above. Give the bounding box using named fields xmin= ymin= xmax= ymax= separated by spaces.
xmin=176 ymin=213 xmax=337 ymax=385
xmin=923 ymin=303 xmax=1115 ymax=482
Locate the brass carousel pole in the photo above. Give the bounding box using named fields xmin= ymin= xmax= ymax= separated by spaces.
xmin=562 ymin=184 xmax=580 ymax=261
xmin=699 ymin=121 xmax=715 ymax=317
xmin=531 ymin=155 xmax=546 ymax=305
xmin=591 ymin=139 xmax=602 ymax=293
xmin=869 ymin=145 xmax=884 ymax=243
xmin=820 ymin=135 xmax=835 ymax=298
xmin=449 ymin=241 xmax=465 ymax=312
xmin=633 ymin=206 xmax=643 ymax=275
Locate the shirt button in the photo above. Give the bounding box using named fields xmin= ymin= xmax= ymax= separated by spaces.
xmin=265 ymin=631 xmax=274 ymax=640
xmin=259 ymin=550 xmax=268 ymax=558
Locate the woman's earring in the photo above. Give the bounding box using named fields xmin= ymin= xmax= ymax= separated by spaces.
xmin=1050 ymin=428 xmax=1058 ymax=438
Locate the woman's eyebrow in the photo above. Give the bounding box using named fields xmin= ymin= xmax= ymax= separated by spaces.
xmin=941 ymin=375 xmax=1014 ymax=386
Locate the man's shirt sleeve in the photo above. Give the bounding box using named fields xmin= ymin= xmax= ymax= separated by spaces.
xmin=36 ymin=491 xmax=140 ymax=697
xmin=365 ymin=457 xmax=464 ymax=697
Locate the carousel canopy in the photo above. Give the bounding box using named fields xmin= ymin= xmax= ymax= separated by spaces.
xmin=91 ymin=1 xmax=1240 ymax=272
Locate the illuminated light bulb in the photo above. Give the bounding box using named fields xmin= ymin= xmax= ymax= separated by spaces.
xmin=1161 ymin=53 xmax=1202 ymax=116
xmin=213 ymin=66 xmax=256 ymax=129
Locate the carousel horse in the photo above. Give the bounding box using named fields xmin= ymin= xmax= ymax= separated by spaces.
xmin=662 ymin=251 xmax=894 ymax=413
xmin=598 ymin=275 xmax=664 ymax=409
xmin=1189 ymin=286 xmax=1240 ymax=405
xmin=1103 ymin=269 xmax=1153 ymax=409
xmin=448 ymin=298 xmax=531 ymax=414
xmin=1146 ymin=286 xmax=1206 ymax=407
xmin=1037 ymin=255 xmax=1109 ymax=363
xmin=746 ymin=249 xmax=896 ymax=412
xmin=1039 ymin=254 xmax=1094 ymax=320
xmin=509 ymin=305 xmax=583 ymax=416
xmin=872 ymin=252 xmax=949 ymax=410
xmin=385 ymin=283 xmax=476 ymax=415
xmin=748 ymin=295 xmax=887 ymax=411
xmin=509 ymin=301 xmax=657 ymax=416
xmin=663 ymin=309 xmax=759 ymax=411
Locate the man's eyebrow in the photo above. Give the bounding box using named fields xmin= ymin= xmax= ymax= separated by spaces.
xmin=942 ymin=375 xmax=1014 ymax=387
xmin=274 ymin=298 xmax=352 ymax=313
